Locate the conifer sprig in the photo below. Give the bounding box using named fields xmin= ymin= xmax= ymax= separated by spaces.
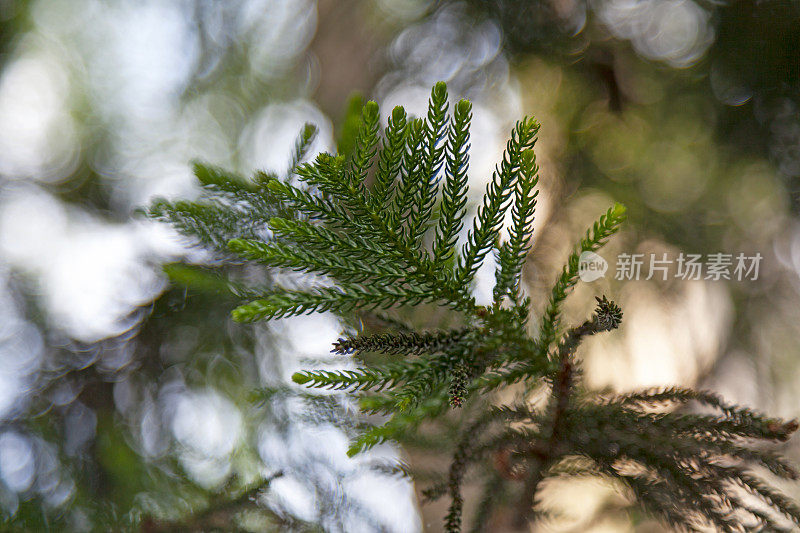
xmin=231 ymin=283 xmax=434 ymax=322
xmin=493 ymin=147 xmax=539 ymax=305
xmin=372 ymin=106 xmax=407 ymax=206
xmin=433 ymin=98 xmax=472 ymax=267
xmin=390 ymin=118 xmax=426 ymax=231
xmin=150 ymin=82 xmax=799 ymax=533
xmin=348 ymin=101 xmax=380 ymax=188
xmin=407 ymin=81 xmax=449 ymax=244
xmin=332 ymin=328 xmax=473 ymax=356
xmin=288 ymin=123 xmax=318 ymax=174
xmin=455 ymin=116 xmax=539 ymax=290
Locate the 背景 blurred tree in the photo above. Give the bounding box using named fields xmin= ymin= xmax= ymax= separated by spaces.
xmin=0 ymin=1 xmax=418 ymax=530
xmin=0 ymin=0 xmax=799 ymax=531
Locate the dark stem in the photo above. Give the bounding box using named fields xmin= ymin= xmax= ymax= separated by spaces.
xmin=512 ymin=317 xmax=598 ymax=529
xmin=140 ymin=472 xmax=283 ymax=533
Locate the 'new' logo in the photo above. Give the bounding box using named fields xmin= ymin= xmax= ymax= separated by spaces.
xmin=579 ymin=251 xmax=607 ymax=282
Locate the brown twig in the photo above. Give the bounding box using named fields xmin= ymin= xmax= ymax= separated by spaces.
xmin=140 ymin=471 xmax=283 ymax=533
xmin=512 ymin=297 xmax=622 ymax=529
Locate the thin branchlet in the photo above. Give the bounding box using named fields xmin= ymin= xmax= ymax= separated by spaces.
xmin=433 ymin=99 xmax=471 ymax=268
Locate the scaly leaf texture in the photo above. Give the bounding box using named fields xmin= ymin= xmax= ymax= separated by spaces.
xmin=390 ymin=117 xmax=425 ymax=232
xmin=228 ymin=237 xmax=404 ymax=285
xmin=455 ymin=117 xmax=540 ymax=291
xmin=347 ymin=100 xmax=380 ymax=191
xmin=332 ymin=328 xmax=474 ymax=356
xmin=493 ymin=147 xmax=540 ymax=306
xmin=371 ymin=105 xmax=407 ymax=206
xmin=432 ymin=98 xmax=472 ymax=268
xmin=407 ymin=81 xmax=449 ymax=245
xmin=287 ymin=123 xmax=318 ymax=175
xmin=231 ymin=283 xmax=434 ymax=322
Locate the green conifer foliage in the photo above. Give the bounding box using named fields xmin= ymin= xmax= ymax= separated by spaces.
xmin=150 ymin=83 xmax=800 ymax=532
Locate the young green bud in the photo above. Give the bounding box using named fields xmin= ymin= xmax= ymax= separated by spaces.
xmin=391 ymin=105 xmax=407 ymax=124
xmin=363 ymin=100 xmax=379 ymax=122
xmin=432 ymin=81 xmax=448 ymax=101
xmin=455 ymin=99 xmax=472 ymax=117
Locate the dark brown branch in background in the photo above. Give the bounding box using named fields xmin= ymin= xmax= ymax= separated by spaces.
xmin=513 ymin=298 xmax=622 ymax=529
xmin=140 ymin=472 xmax=283 ymax=533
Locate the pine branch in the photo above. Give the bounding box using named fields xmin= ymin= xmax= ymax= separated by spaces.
xmin=347 ymin=394 xmax=450 ymax=456
xmin=469 ymin=473 xmax=505 ymax=533
xmin=390 ymin=349 xmax=473 ymax=411
xmin=407 ymin=81 xmax=449 ymax=245
xmin=192 ymin=161 xmax=257 ymax=194
xmin=493 ymin=147 xmax=539 ymax=305
xmin=454 ymin=117 xmax=539 ymax=289
xmin=332 ymin=328 xmax=474 ymax=356
xmin=348 ymin=101 xmax=380 ymax=188
xmin=264 ymin=179 xmax=352 ymax=225
xmin=372 ymin=106 xmax=407 ymax=206
xmin=287 ymin=123 xmax=318 ymax=176
xmin=228 ymin=238 xmax=408 ymax=285
xmin=231 ymin=283 xmax=436 ymax=322
xmin=149 ymin=198 xmax=247 ymax=252
xmin=445 ymin=415 xmax=496 ymax=533
xmin=607 ymin=386 xmax=775 ymax=426
xmin=390 ymin=118 xmax=426 ymax=232
xmin=291 ymin=366 xmax=404 ymax=392
xmin=267 ymin=216 xmax=389 ymax=261
xmin=432 ymin=99 xmax=472 ymax=268
xmin=149 ymin=81 xmax=799 ymax=533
